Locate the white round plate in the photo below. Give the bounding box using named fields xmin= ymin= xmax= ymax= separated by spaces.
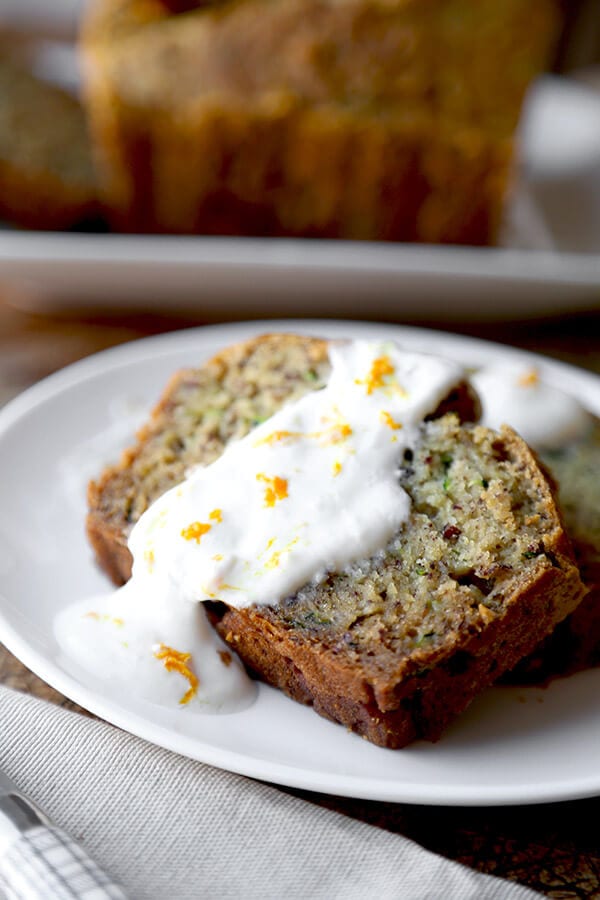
xmin=1 ymin=319 xmax=600 ymax=807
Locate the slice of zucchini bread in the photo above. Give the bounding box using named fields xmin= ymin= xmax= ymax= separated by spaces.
xmin=87 ymin=334 xmax=586 ymax=748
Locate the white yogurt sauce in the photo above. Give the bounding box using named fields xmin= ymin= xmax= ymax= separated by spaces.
xmin=471 ymin=363 xmax=592 ymax=450
xmin=55 ymin=340 xmax=464 ymax=714
xmin=55 ymin=578 xmax=255 ymax=712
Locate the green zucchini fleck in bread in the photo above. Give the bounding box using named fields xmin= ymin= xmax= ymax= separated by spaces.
xmin=86 ymin=334 xmax=586 ymax=748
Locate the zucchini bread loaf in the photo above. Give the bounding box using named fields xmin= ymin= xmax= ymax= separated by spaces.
xmin=87 ymin=334 xmax=586 ymax=748
xmin=80 ymin=0 xmax=560 ymax=243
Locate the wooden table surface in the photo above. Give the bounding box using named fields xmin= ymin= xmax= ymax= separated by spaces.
xmin=3 ymin=295 xmax=600 ymax=898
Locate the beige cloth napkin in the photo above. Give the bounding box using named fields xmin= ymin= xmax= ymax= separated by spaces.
xmin=0 ymin=685 xmax=543 ymax=900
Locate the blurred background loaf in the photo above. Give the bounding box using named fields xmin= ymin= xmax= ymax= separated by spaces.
xmin=80 ymin=0 xmax=562 ymax=243
xmin=0 ymin=52 xmax=97 ymax=230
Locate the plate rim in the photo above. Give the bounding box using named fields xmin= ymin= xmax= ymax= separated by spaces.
xmin=2 ymin=233 xmax=599 ymax=321
xmin=1 ymin=232 xmax=600 ymax=285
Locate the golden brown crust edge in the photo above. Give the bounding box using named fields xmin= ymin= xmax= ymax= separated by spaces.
xmin=215 ymin=561 xmax=584 ymax=748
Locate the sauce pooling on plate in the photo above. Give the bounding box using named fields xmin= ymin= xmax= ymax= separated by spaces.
xmin=471 ymin=363 xmax=592 ymax=450
xmin=55 ymin=340 xmax=464 ymax=714
xmin=55 ymin=577 xmax=255 ymax=712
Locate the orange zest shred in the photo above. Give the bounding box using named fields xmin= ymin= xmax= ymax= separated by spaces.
xmin=181 ymin=521 xmax=212 ymax=543
xmin=356 ymin=355 xmax=395 ymax=394
xmin=209 ymin=508 xmax=223 ymax=522
xmin=355 ymin=355 xmax=407 ymax=397
xmin=320 ymin=422 xmax=352 ymax=446
xmin=255 ymin=429 xmax=302 ymax=446
xmin=256 ymin=473 xmax=288 ymax=507
xmin=517 ymin=368 xmax=539 ymax=388
xmin=201 ymin=581 xmax=242 ymax=599
xmin=332 ymin=461 xmax=342 ymax=476
xmin=255 ymin=423 xmax=352 ymax=447
xmin=380 ymin=410 xmax=403 ymax=430
xmin=83 ymin=612 xmax=124 ymax=627
xmin=154 ymin=644 xmax=199 ymax=705
xmin=265 ymin=537 xmax=299 ymax=570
